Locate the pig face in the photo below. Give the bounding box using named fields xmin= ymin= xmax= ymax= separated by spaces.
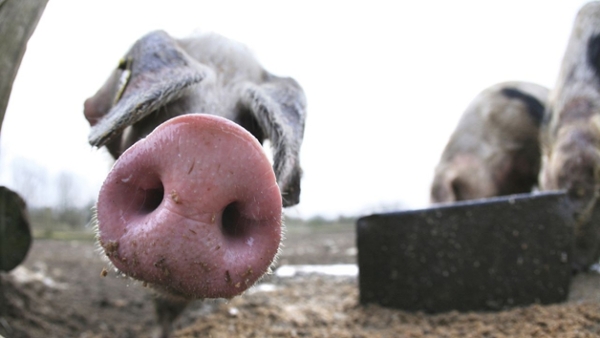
xmin=539 ymin=2 xmax=600 ymax=270
xmin=430 ymin=82 xmax=548 ymax=204
xmin=84 ymin=31 xmax=306 ymax=299
xmin=85 ymin=31 xmax=306 ymax=207
xmin=430 ymin=154 xmax=496 ymax=202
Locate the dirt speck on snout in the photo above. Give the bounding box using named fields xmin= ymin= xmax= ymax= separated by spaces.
xmin=3 ymin=224 xmax=600 ymax=338
xmin=101 ymin=239 xmax=119 ymax=258
xmin=170 ymin=189 xmax=182 ymax=204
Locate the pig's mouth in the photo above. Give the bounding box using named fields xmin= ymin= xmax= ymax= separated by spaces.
xmin=95 ymin=114 xmax=282 ymax=299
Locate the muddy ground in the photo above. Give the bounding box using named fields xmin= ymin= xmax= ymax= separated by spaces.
xmin=2 ymin=221 xmax=600 ymax=338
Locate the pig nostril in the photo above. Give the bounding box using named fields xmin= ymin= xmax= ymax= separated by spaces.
xmin=221 ymin=202 xmax=245 ymax=239
xmin=139 ymin=185 xmax=164 ymax=214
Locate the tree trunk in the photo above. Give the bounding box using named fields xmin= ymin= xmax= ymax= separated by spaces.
xmin=0 ymin=0 xmax=47 ymax=322
xmin=0 ymin=0 xmax=48 ymax=134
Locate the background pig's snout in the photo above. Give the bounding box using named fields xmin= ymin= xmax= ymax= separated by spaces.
xmin=95 ymin=114 xmax=282 ymax=299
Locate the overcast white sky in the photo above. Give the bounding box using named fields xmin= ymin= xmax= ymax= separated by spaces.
xmin=0 ymin=0 xmax=591 ymax=219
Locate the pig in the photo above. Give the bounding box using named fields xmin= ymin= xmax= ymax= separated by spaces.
xmin=84 ymin=30 xmax=306 ymax=336
xmin=430 ymin=81 xmax=549 ymax=204
xmin=539 ymin=2 xmax=600 ymax=272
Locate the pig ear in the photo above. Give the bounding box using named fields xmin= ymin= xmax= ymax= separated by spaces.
xmin=89 ymin=30 xmax=208 ymax=147
xmin=239 ymin=76 xmax=307 ymax=207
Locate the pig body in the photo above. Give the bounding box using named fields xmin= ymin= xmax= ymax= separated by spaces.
xmin=430 ymin=81 xmax=548 ymax=203
xmin=84 ymin=31 xmax=306 ymax=336
xmin=539 ymin=2 xmax=600 ymax=271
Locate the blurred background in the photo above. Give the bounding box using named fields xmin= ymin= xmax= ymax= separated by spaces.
xmin=0 ymin=0 xmax=591 ymax=228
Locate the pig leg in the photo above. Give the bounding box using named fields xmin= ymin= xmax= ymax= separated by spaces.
xmin=153 ymin=295 xmax=189 ymax=338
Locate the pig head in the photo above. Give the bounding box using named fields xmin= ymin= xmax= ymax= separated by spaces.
xmin=84 ymin=30 xmax=306 ymax=300
xmin=85 ymin=30 xmax=305 ymax=207
xmin=431 ymin=81 xmax=548 ymax=203
xmin=540 ymin=2 xmax=600 ymax=271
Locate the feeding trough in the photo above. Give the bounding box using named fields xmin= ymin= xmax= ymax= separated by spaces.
xmin=0 ymin=186 xmax=31 ymax=273
xmin=357 ymin=191 xmax=574 ymax=313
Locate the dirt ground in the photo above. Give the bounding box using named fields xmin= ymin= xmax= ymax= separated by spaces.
xmin=2 ymin=223 xmax=600 ymax=338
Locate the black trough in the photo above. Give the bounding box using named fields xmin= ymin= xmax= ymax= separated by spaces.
xmin=357 ymin=191 xmax=574 ymax=313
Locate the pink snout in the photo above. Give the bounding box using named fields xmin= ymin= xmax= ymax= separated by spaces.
xmin=96 ymin=114 xmax=282 ymax=299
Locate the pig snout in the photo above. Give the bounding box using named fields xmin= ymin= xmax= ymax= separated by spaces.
xmin=95 ymin=114 xmax=282 ymax=299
